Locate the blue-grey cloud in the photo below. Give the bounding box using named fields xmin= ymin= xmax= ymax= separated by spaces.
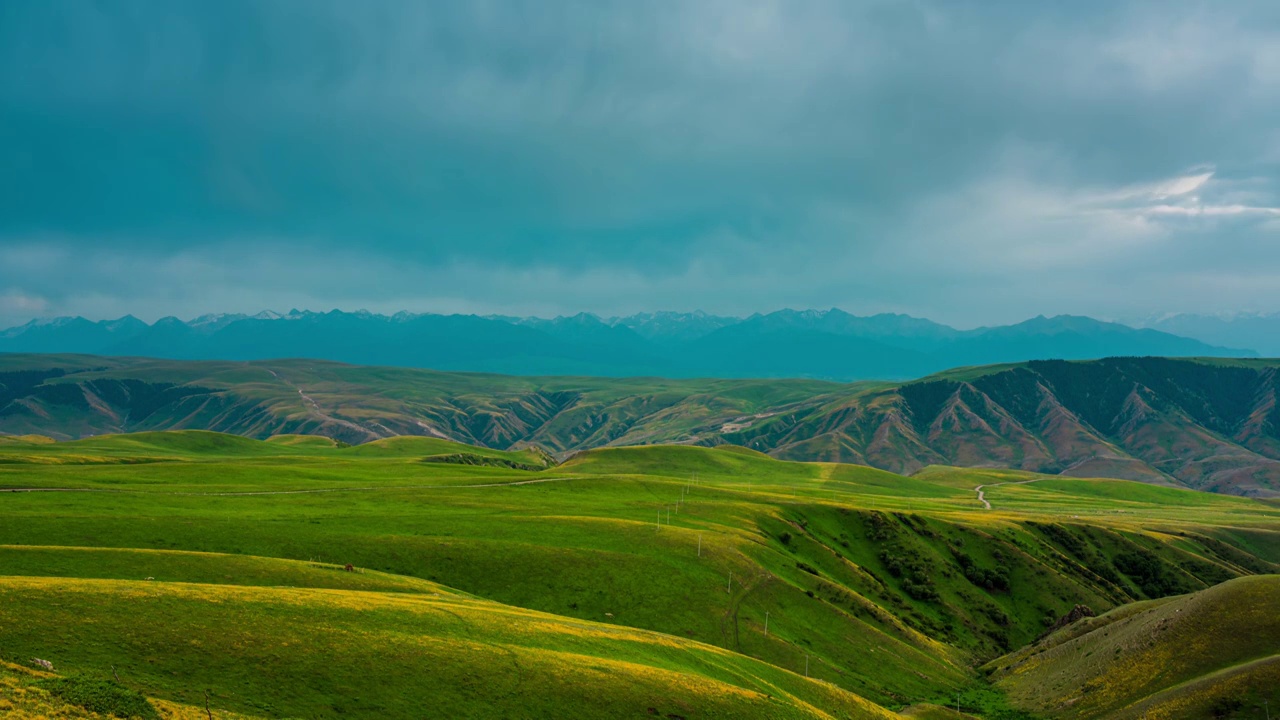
xmin=2 ymin=1 xmax=1279 ymax=328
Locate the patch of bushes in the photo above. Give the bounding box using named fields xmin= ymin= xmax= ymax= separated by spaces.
xmin=420 ymin=453 xmax=544 ymax=471
xmin=34 ymin=677 xmax=160 ymax=719
xmin=901 ymin=578 xmax=939 ymax=601
xmin=1030 ymin=521 xmax=1086 ymax=558
xmin=953 ymin=552 xmax=1011 ymax=591
xmin=1211 ymin=697 xmax=1244 ymax=718
xmin=864 ymin=512 xmax=898 ymax=541
xmin=979 ymin=603 xmax=1011 ymax=627
xmin=1114 ymin=549 xmax=1190 ymax=598
xmin=879 ymin=549 xmax=939 ymax=601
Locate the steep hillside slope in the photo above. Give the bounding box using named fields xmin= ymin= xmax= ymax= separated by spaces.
xmin=986 ymin=575 xmax=1280 ymax=719
xmin=727 ymin=358 xmax=1280 ymax=497
xmin=0 ymin=353 xmax=846 ymax=449
xmin=4 ymin=355 xmax=1280 ymax=496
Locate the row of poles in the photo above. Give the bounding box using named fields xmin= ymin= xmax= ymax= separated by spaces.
xmin=651 ymin=471 xmax=816 ymax=679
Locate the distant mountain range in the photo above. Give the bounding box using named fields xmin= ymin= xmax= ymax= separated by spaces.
xmin=0 ymin=309 xmax=1254 ymax=380
xmin=1 ymin=354 xmax=1278 ymax=497
xmin=1132 ymin=312 xmax=1280 ymax=357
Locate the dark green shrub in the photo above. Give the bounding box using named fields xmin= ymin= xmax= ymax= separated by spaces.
xmin=1114 ymin=549 xmax=1189 ymax=598
xmin=34 ymin=676 xmax=160 ymax=719
xmin=1211 ymin=697 xmax=1243 ymax=718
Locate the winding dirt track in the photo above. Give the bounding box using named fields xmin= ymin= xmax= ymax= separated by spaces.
xmin=973 ymin=478 xmax=1042 ymax=509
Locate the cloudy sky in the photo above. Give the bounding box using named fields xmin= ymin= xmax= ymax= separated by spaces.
xmin=2 ymin=1 xmax=1279 ymax=329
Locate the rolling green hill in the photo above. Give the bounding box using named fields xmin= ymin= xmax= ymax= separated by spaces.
xmin=0 ymin=431 xmax=1277 ymax=718
xmin=986 ymin=575 xmax=1280 ymax=719
xmin=4 ymin=354 xmax=1280 ymax=496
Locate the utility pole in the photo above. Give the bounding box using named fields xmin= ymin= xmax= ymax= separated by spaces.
xmin=764 ymin=611 xmax=769 ymax=636
xmin=698 ymin=533 xmax=702 ymax=557
xmin=728 ymin=573 xmax=733 ymax=594
xmin=805 ymin=655 xmax=809 ymax=677
xmin=657 ymin=510 xmax=661 ymax=530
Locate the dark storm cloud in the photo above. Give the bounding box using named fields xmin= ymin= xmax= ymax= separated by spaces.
xmin=2 ymin=1 xmax=1279 ymax=326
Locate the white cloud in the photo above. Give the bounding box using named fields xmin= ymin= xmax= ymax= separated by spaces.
xmin=1144 ymin=203 xmax=1280 ymax=217
xmin=1075 ymin=168 xmax=1280 ymax=224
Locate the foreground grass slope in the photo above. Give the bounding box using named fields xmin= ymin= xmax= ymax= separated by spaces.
xmin=0 ymin=574 xmax=894 ymax=719
xmin=0 ymin=660 xmax=264 ymax=720
xmin=1 ymin=431 xmax=1277 ymax=718
xmin=987 ymin=575 xmax=1280 ymax=719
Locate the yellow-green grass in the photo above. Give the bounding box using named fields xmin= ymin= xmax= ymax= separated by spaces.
xmin=915 ymin=466 xmax=1280 ymax=528
xmin=2 ymin=432 xmax=1279 ymax=716
xmin=0 ymin=430 xmax=547 ymax=470
xmin=0 ymin=660 xmax=266 ymax=720
xmin=0 ymin=575 xmax=896 ymax=720
xmin=986 ymin=575 xmax=1280 ymax=718
xmin=0 ymin=546 xmax=456 ymax=595
xmin=0 ymin=434 xmax=55 ymax=445
xmin=1122 ymin=655 xmax=1280 ymax=720
xmin=0 ymin=438 xmax=981 ymax=705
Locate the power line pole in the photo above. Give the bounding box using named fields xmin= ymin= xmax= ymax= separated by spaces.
xmin=805 ymin=655 xmax=809 ymax=677
xmin=764 ymin=611 xmax=769 ymax=636
xmin=697 ymin=533 xmax=702 ymax=557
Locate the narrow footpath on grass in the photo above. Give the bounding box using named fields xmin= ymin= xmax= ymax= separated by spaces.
xmin=973 ymin=479 xmax=1042 ymax=510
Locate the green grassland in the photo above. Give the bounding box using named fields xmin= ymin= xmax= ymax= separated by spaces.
xmin=986 ymin=575 xmax=1280 ymax=719
xmin=0 ymin=431 xmax=1277 ymax=718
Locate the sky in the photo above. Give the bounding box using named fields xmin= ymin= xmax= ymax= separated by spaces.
xmin=2 ymin=1 xmax=1280 ymax=330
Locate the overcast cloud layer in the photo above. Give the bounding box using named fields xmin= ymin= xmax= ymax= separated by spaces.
xmin=2 ymin=1 xmax=1280 ymax=329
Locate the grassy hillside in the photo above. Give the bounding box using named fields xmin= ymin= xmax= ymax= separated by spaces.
xmin=1 ymin=431 xmax=1277 ymax=718
xmin=5 ymin=354 xmax=1280 ymax=496
xmin=0 ymin=659 xmax=264 ymax=720
xmin=986 ymin=575 xmax=1280 ymax=719
xmin=0 ymin=575 xmax=896 ymax=719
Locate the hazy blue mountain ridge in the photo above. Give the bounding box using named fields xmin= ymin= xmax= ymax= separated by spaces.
xmin=0 ymin=308 xmax=1254 ymax=380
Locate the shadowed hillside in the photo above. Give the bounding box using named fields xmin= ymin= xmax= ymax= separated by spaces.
xmin=4 ymin=355 xmax=1280 ymax=496
xmin=729 ymin=358 xmax=1280 ymax=497
xmin=986 ymin=575 xmax=1280 ymax=719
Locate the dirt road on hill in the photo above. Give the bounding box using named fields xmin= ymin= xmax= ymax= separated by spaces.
xmin=974 ymin=478 xmax=1042 ymax=509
